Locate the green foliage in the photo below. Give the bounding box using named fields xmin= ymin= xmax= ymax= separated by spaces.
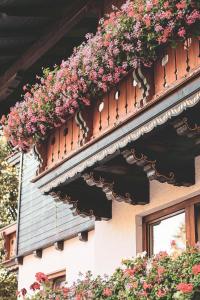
xmin=0 ymin=266 xmax=17 ymax=300
xmin=0 ymin=136 xmax=18 ymax=228
xmin=0 ymin=134 xmax=18 ymax=299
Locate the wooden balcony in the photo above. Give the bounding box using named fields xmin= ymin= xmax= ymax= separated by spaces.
xmin=35 ymin=38 xmax=200 ymax=176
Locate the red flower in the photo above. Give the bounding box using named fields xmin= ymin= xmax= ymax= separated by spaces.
xmin=103 ymin=288 xmax=112 ymax=297
xmin=192 ymin=264 xmax=200 ymax=275
xmin=143 ymin=282 xmax=152 ymax=290
xmin=30 ymin=281 xmax=40 ymax=290
xmin=35 ymin=272 xmax=49 ymax=283
xmin=21 ymin=288 xmax=27 ymax=296
xmin=177 ymin=283 xmax=193 ymax=294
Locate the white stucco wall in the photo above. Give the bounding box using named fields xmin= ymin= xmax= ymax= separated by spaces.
xmin=18 ymin=156 xmax=200 ymax=290
xmin=18 ymin=230 xmax=95 ymax=289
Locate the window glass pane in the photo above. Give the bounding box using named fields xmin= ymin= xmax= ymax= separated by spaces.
xmin=53 ymin=276 xmax=66 ymax=288
xmin=151 ymin=212 xmax=186 ymax=254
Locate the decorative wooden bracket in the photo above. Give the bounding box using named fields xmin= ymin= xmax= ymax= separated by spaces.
xmin=33 ymin=144 xmax=47 ymax=175
xmin=49 ymin=191 xmax=94 ymax=219
xmin=78 ymin=231 xmax=88 ymax=242
xmin=49 ymin=180 xmax=112 ymax=221
xmin=33 ymin=249 xmax=42 ymax=258
xmin=15 ymin=256 xmax=23 ymax=265
xmin=75 ymin=110 xmax=90 ymax=146
xmin=173 ymin=117 xmax=200 ymax=144
xmin=122 ymin=149 xmax=175 ymax=185
xmin=133 ymin=67 xmax=150 ymax=107
xmin=54 ymin=241 xmax=64 ymax=251
xmin=82 ymin=172 xmax=134 ymax=204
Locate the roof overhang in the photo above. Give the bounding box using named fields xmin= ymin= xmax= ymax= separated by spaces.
xmin=33 ymin=75 xmax=200 ymax=194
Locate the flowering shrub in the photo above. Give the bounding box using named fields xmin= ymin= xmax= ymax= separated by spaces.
xmin=18 ymin=247 xmax=200 ymax=299
xmin=2 ymin=0 xmax=200 ymax=151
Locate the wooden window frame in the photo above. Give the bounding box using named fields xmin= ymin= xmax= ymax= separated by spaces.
xmin=47 ymin=270 xmax=66 ymax=288
xmin=142 ymin=194 xmax=200 ymax=255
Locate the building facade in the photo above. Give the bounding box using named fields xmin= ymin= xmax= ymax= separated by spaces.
xmin=0 ymin=0 xmax=200 ymax=293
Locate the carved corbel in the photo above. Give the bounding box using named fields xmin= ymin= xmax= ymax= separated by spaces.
xmin=54 ymin=240 xmax=64 ymax=251
xmin=75 ymin=110 xmax=90 ymax=146
xmin=82 ymin=172 xmax=134 ymax=204
xmin=78 ymin=231 xmax=88 ymax=242
xmin=33 ymin=249 xmax=42 ymax=258
xmin=122 ymin=149 xmax=175 ymax=185
xmin=173 ymin=117 xmax=200 ymax=144
xmin=133 ymin=67 xmax=150 ymax=107
xmin=49 ymin=191 xmax=94 ymax=219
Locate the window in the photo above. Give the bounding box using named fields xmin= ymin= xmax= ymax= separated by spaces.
xmin=48 ymin=270 xmax=66 ymax=288
xmin=143 ymin=195 xmax=200 ymax=255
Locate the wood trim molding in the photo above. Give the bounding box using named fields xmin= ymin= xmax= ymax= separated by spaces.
xmin=47 ymin=270 xmax=66 ymax=280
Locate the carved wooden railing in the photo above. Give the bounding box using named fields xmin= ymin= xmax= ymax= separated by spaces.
xmin=36 ymin=38 xmax=200 ymax=175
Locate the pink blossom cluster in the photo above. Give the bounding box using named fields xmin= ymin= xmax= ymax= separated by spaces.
xmin=2 ymin=0 xmax=200 ymax=151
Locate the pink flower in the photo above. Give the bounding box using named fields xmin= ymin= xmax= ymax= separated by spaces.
xmin=157 ymin=289 xmax=166 ymax=297
xmin=146 ymin=1 xmax=153 ymax=11
xmin=178 ymin=27 xmax=186 ymax=37
xmin=157 ymin=266 xmax=165 ymax=276
xmin=103 ymin=288 xmax=112 ymax=297
xmin=143 ymin=282 xmax=152 ymax=290
xmin=177 ymin=283 xmax=193 ymax=294
xmin=192 ymin=264 xmax=200 ymax=275
xmin=176 ymin=0 xmax=187 ymax=9
xmin=124 ymin=268 xmax=135 ymax=276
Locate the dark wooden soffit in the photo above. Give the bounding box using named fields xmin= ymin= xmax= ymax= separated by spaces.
xmin=0 ymin=0 xmax=100 ymax=103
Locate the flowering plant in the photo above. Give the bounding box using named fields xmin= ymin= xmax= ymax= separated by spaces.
xmin=2 ymin=0 xmax=200 ymax=151
xmin=18 ymin=247 xmax=200 ymax=299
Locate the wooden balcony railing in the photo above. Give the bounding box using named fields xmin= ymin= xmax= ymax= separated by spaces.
xmin=36 ymin=38 xmax=200 ymax=175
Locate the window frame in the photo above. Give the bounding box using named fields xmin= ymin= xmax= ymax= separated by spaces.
xmin=142 ymin=195 xmax=200 ymax=255
xmin=47 ymin=270 xmax=66 ymax=288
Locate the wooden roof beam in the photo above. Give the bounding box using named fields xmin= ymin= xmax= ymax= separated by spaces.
xmin=0 ymin=0 xmax=98 ymax=101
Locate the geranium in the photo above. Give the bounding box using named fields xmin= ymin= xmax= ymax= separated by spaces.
xmin=2 ymin=0 xmax=200 ymax=151
xmin=192 ymin=264 xmax=200 ymax=275
xmin=102 ymin=287 xmax=112 ymax=297
xmin=30 ymin=282 xmax=40 ymax=291
xmin=177 ymin=283 xmax=194 ymax=293
xmin=35 ymin=272 xmax=48 ymax=283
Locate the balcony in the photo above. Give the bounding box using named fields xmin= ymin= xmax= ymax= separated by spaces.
xmin=30 ymin=37 xmax=200 ymax=220
xmin=35 ymin=38 xmax=200 ymax=176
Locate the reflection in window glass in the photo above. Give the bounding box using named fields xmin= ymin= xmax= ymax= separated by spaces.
xmin=53 ymin=276 xmax=66 ymax=288
xmin=151 ymin=212 xmax=186 ymax=254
